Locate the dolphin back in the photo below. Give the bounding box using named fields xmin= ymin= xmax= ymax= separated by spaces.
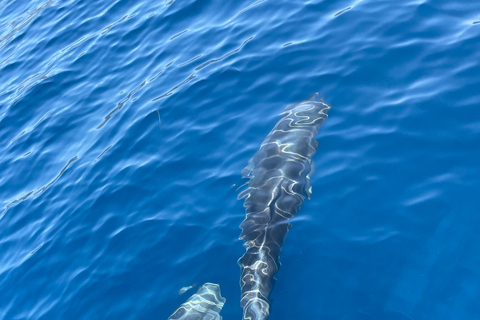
xmin=168 ymin=283 xmax=226 ymax=320
xmin=238 ymin=94 xmax=330 ymax=320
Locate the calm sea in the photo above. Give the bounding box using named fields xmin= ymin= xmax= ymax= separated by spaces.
xmin=1 ymin=0 xmax=479 ymax=319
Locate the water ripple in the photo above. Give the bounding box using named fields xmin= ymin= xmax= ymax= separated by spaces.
xmin=97 ymin=80 xmax=147 ymax=129
xmin=152 ymin=35 xmax=254 ymax=101
xmin=2 ymin=156 xmax=78 ymax=219
xmin=0 ymin=0 xmax=54 ymax=51
xmin=334 ymin=6 xmax=352 ymax=17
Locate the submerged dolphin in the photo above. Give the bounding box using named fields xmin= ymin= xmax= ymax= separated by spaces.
xmin=237 ymin=93 xmax=330 ymax=319
xmin=168 ymin=283 xmax=226 ymax=320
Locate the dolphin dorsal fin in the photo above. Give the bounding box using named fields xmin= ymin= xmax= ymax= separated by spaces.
xmin=307 ymin=92 xmax=319 ymax=101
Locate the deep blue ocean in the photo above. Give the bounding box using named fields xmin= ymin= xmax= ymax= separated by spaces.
xmin=1 ymin=0 xmax=480 ymax=319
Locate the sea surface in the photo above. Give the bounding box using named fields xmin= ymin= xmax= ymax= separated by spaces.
xmin=1 ymin=0 xmax=479 ymax=319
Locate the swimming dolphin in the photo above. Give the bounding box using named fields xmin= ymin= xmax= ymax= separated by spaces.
xmin=237 ymin=93 xmax=330 ymax=319
xmin=168 ymin=283 xmax=226 ymax=320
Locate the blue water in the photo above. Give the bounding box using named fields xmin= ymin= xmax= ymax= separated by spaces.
xmin=1 ymin=0 xmax=479 ymax=319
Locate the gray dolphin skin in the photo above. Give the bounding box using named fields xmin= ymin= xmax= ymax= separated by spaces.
xmin=168 ymin=283 xmax=226 ymax=320
xmin=237 ymin=93 xmax=330 ymax=320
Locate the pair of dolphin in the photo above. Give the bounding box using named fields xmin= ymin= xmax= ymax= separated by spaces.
xmin=169 ymin=94 xmax=331 ymax=320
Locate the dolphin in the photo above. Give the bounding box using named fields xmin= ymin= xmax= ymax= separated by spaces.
xmin=237 ymin=93 xmax=330 ymax=320
xmin=168 ymin=283 xmax=226 ymax=320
